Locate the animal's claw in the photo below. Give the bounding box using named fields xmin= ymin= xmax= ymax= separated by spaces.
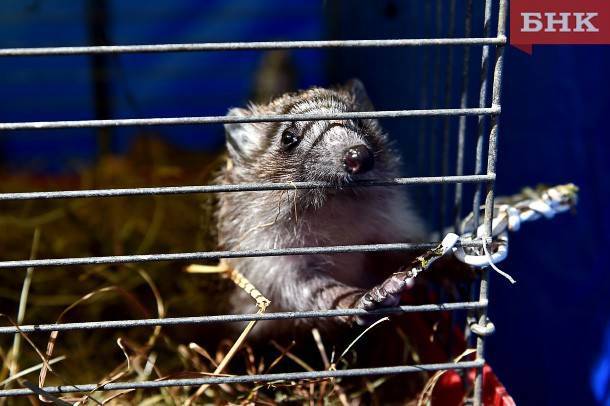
xmin=354 ymin=272 xmax=414 ymax=325
xmin=352 ymin=234 xmax=460 ymax=325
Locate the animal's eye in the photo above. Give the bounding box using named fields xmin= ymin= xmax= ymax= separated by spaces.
xmin=281 ymin=126 xmax=300 ymax=150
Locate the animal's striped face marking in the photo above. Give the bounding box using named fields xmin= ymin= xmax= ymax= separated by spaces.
xmin=223 ymin=80 xmax=400 ymax=204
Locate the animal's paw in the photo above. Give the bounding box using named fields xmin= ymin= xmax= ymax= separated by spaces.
xmin=354 ymin=273 xmax=414 ymax=325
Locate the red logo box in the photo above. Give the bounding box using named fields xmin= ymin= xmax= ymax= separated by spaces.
xmin=510 ymin=0 xmax=610 ymax=54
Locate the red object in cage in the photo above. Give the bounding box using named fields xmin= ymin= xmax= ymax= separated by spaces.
xmin=433 ymin=365 xmax=515 ymax=406
xmin=401 ymin=287 xmax=515 ymax=405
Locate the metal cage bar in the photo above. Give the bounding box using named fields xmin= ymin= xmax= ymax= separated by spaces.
xmin=0 ymin=174 xmax=494 ymax=201
xmin=453 ymin=0 xmax=474 ymax=233
xmin=0 ymin=37 xmax=504 ymax=57
xmin=0 ymin=5 xmax=507 ymax=403
xmin=0 ymin=107 xmax=499 ymax=131
xmin=439 ymin=0 xmax=457 ymax=233
xmin=473 ymin=0 xmax=508 ymax=405
xmin=0 ymin=240 xmax=483 ymax=270
xmin=0 ymin=360 xmax=484 ymax=398
xmin=0 ymin=301 xmax=486 ymax=335
xmin=472 ymin=1 xmax=495 ymax=234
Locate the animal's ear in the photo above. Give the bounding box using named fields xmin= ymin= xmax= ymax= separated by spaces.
xmin=224 ymin=107 xmax=264 ymax=160
xmin=345 ymin=79 xmax=374 ymax=110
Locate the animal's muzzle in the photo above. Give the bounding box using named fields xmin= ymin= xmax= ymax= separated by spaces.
xmin=342 ymin=145 xmax=374 ymax=174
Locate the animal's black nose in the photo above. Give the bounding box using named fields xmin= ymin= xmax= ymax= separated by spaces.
xmin=343 ymin=145 xmax=374 ymax=174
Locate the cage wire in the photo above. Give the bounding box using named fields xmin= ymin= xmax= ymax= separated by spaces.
xmin=0 ymin=1 xmax=508 ymax=404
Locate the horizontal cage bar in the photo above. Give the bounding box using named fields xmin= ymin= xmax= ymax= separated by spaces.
xmin=0 ymin=107 xmax=500 ymax=131
xmin=0 ymin=360 xmax=484 ymax=397
xmin=0 ymin=301 xmax=486 ymax=334
xmin=0 ymin=240 xmax=482 ymax=269
xmin=0 ymin=174 xmax=494 ymax=201
xmin=0 ymin=37 xmax=506 ymax=57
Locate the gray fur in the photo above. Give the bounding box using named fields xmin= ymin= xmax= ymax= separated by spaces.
xmin=216 ymin=80 xmax=426 ymax=337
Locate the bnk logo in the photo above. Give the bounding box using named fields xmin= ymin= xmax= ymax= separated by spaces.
xmin=521 ymin=13 xmax=599 ymax=33
xmin=510 ymin=0 xmax=610 ymax=54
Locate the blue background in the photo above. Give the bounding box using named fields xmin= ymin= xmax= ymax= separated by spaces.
xmin=1 ymin=1 xmax=608 ymax=404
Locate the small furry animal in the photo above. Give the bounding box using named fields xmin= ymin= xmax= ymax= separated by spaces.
xmin=216 ymin=80 xmax=427 ymax=337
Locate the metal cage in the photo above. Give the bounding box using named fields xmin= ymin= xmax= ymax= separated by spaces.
xmin=0 ymin=1 xmax=508 ymax=404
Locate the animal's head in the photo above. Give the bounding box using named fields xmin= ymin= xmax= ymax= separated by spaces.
xmin=224 ymin=80 xmax=401 ymax=208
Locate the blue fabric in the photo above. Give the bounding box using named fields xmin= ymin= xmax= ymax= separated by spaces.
xmin=489 ymin=44 xmax=610 ymax=406
xmin=0 ymin=0 xmax=324 ymax=171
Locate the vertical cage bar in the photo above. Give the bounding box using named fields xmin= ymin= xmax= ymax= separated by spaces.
xmin=471 ymin=0 xmax=494 ymax=233
xmin=440 ymin=0 xmax=458 ymax=361
xmin=473 ymin=0 xmax=508 ymax=405
xmin=439 ymin=0 xmax=457 ymax=234
xmin=427 ymin=0 xmax=444 ymax=232
xmin=417 ymin=1 xmax=432 ymax=213
xmin=453 ymin=0 xmax=473 ymax=234
xmin=458 ymin=0 xmax=475 ymax=353
xmin=483 ymin=0 xmax=507 ymax=234
xmin=469 ymin=1 xmax=493 ymax=400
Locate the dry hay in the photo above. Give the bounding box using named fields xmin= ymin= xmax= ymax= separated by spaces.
xmin=0 ymin=136 xmax=470 ymax=405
